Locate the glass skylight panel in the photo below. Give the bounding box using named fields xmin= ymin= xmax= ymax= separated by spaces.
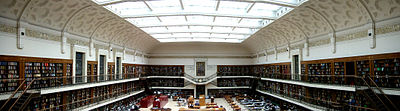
xmin=187 ymin=16 xmax=213 ymax=23
xmin=105 ymin=2 xmax=150 ymax=15
xmin=213 ymin=27 xmax=234 ymax=32
xmin=269 ymin=0 xmax=299 ymax=4
xmin=183 ymin=0 xmax=217 ymax=12
xmin=159 ymin=16 xmax=186 ymax=24
xmin=141 ymin=27 xmax=168 ymax=33
xmin=248 ymin=3 xmax=281 ymax=16
xmin=215 ymin=17 xmax=240 ymax=23
xmin=146 ymin=1 xmax=181 ymax=13
xmin=234 ymin=28 xmax=254 ymax=33
xmin=218 ymin=1 xmax=251 ymax=14
xmin=93 ymin=0 xmax=304 ymax=43
xmin=126 ymin=17 xmax=160 ymax=26
xmin=239 ymin=19 xmax=266 ymax=26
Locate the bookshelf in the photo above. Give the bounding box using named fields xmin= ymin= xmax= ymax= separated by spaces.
xmin=373 ymin=58 xmax=400 ymax=88
xmin=217 ymin=65 xmax=258 ymax=76
xmin=124 ymin=64 xmax=135 ymax=78
xmin=307 ymin=63 xmax=332 ymax=84
xmin=149 ymin=78 xmax=184 ymax=87
xmin=333 ymin=62 xmax=345 ymax=84
xmin=65 ymin=63 xmax=72 ymax=85
xmin=87 ymin=61 xmax=98 ymax=82
xmin=208 ymin=89 xmax=250 ymax=98
xmin=356 ymin=60 xmax=370 ymax=76
xmin=258 ymin=79 xmax=372 ymax=110
xmin=87 ymin=64 xmax=91 ymax=82
xmin=25 ymin=62 xmax=41 ymax=89
xmin=0 ymin=61 xmax=19 ymax=92
xmin=217 ymin=78 xmax=252 ymax=87
xmin=108 ymin=62 xmax=115 ymax=80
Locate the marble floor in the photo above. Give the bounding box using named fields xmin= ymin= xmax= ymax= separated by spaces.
xmin=139 ymin=98 xmax=250 ymax=111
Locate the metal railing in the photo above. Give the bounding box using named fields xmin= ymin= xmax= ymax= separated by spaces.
xmin=260 ymin=73 xmax=358 ymax=87
xmin=40 ymin=88 xmax=145 ymax=111
xmin=0 ymin=74 xmax=141 ymax=93
xmin=217 ymin=72 xmax=256 ymax=76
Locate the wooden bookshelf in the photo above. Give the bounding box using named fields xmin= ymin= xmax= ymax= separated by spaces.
xmin=0 ymin=61 xmax=19 ymax=92
xmin=108 ymin=62 xmax=115 ymax=80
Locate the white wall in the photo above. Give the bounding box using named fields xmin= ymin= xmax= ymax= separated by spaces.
xmin=0 ymin=32 xmax=147 ymax=64
xmin=149 ymin=42 xmax=252 ymax=56
xmin=255 ymin=31 xmax=400 ymax=64
xmin=148 ymin=42 xmax=254 ymax=77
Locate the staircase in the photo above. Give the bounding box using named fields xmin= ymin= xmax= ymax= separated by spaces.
xmin=0 ymin=79 xmax=39 ymax=111
xmin=10 ymin=91 xmax=39 ymax=111
xmin=183 ymin=73 xmax=218 ymax=84
xmin=357 ymin=76 xmax=399 ymax=111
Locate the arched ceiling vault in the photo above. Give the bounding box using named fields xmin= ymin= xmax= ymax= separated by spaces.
xmin=243 ymin=0 xmax=400 ymax=53
xmin=0 ymin=0 xmax=159 ymax=52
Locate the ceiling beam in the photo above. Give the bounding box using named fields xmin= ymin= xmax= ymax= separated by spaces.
xmin=100 ymin=0 xmax=298 ymax=8
xmin=247 ymin=2 xmax=256 ymax=13
xmin=148 ymin=32 xmax=252 ymax=35
xmin=155 ymin=37 xmax=246 ymax=39
xmin=122 ymin=12 xmax=276 ymax=20
xmin=179 ymin=0 xmax=184 ymax=10
xmin=138 ymin=24 xmax=263 ymax=29
xmin=142 ymin=0 xmax=153 ymax=11
xmin=216 ymin=0 xmax=221 ymax=11
xmin=220 ymin=0 xmax=298 ymax=8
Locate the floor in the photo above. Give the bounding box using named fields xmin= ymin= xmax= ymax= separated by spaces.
xmin=139 ymin=98 xmax=249 ymax=111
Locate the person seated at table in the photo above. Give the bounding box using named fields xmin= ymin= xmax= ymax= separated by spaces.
xmin=211 ymin=96 xmax=215 ymax=103
xmin=188 ymin=103 xmax=194 ymax=108
xmin=187 ymin=96 xmax=194 ymax=107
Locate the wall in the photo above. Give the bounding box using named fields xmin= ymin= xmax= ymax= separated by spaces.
xmin=148 ymin=42 xmax=254 ymax=77
xmin=0 ymin=32 xmax=147 ymax=64
xmin=254 ymin=30 xmax=400 ymax=64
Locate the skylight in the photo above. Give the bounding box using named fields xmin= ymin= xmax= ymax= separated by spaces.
xmin=93 ymin=0 xmax=306 ymax=43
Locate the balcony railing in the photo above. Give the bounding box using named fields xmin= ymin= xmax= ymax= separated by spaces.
xmin=257 ymin=89 xmax=375 ymax=111
xmin=0 ymin=74 xmax=141 ymax=93
xmin=41 ymin=88 xmax=145 ymax=111
xmin=259 ymin=73 xmax=400 ymax=89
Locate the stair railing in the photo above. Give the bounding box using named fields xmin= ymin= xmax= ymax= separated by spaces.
xmin=0 ymin=78 xmax=26 ymax=110
xmin=8 ymin=78 xmax=37 ymax=111
xmin=363 ymin=76 xmax=398 ymax=111
xmin=184 ymin=73 xmax=196 ymax=81
xmin=184 ymin=81 xmax=192 ymax=87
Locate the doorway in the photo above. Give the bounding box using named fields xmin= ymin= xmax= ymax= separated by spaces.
xmin=292 ymin=55 xmax=300 ymax=80
xmin=196 ymin=85 xmax=205 ymax=98
xmin=346 ymin=62 xmax=355 ymax=85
